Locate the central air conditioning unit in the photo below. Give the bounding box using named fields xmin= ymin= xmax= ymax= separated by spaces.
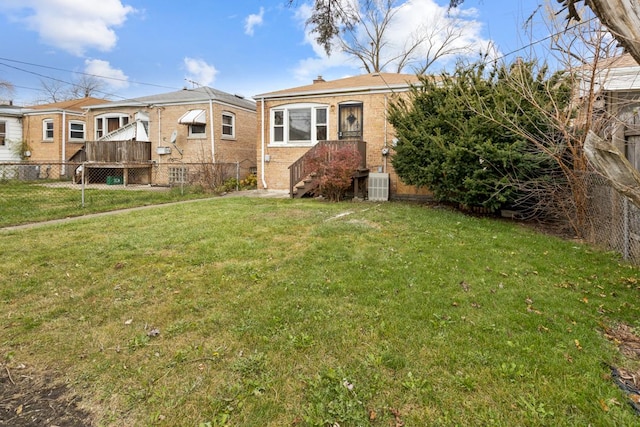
xmin=156 ymin=146 xmax=171 ymax=155
xmin=368 ymin=172 xmax=389 ymax=201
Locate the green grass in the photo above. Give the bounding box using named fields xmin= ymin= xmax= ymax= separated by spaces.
xmin=1 ymin=198 xmax=639 ymax=426
xmin=0 ymin=181 xmax=215 ymax=227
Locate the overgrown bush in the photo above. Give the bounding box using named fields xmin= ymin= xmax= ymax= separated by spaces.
xmin=306 ymin=145 xmax=362 ymax=202
xmin=388 ymin=61 xmax=567 ymax=213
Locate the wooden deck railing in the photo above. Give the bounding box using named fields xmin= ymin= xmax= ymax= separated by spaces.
xmin=288 ymin=140 xmax=366 ymax=197
xmin=85 ymin=140 xmax=151 ymax=163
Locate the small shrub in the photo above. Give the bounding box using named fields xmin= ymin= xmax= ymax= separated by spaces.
xmin=240 ymin=174 xmax=257 ymax=190
xmin=307 ymin=145 xmax=361 ymax=202
xmin=219 ymin=178 xmax=239 ymax=193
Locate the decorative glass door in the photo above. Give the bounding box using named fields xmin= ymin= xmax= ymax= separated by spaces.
xmin=338 ymin=103 xmax=363 ymax=140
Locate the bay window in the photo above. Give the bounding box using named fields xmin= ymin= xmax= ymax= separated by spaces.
xmin=270 ymin=104 xmax=329 ymax=145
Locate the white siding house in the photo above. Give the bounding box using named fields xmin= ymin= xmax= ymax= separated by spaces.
xmin=0 ymin=104 xmax=24 ymax=163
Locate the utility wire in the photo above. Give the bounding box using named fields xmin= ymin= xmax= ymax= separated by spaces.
xmin=0 ymin=56 xmax=179 ymax=91
xmin=0 ymin=61 xmax=128 ymax=100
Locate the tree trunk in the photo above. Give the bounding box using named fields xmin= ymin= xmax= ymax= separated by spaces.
xmin=584 ymin=130 xmax=640 ymax=207
xmin=588 ymin=0 xmax=640 ymax=65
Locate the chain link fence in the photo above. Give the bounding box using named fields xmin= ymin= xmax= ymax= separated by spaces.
xmin=0 ymin=161 xmax=255 ymax=228
xmin=3 ymin=162 xmax=640 ymax=265
xmin=583 ymin=173 xmax=640 ymax=265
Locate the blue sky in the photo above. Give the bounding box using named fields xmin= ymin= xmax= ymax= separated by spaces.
xmin=0 ymin=0 xmax=548 ymax=105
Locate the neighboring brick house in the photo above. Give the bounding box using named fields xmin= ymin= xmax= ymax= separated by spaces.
xmin=254 ymin=73 xmax=431 ymax=200
xmin=84 ymin=87 xmax=257 ymax=185
xmin=22 ymin=97 xmax=108 ymax=168
xmin=0 ymin=103 xmax=24 ymax=163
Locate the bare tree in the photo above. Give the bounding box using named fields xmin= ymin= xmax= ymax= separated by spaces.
xmin=68 ymin=74 xmax=106 ymax=99
xmin=338 ymin=0 xmax=473 ymax=73
xmin=39 ymin=79 xmax=70 ymax=103
xmin=38 ymin=74 xmax=106 ymax=104
xmin=0 ymin=80 xmax=14 ymax=103
xmin=291 ymin=0 xmax=476 ymax=73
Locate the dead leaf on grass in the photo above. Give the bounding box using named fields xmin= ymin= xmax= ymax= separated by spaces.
xmin=460 ymin=281 xmax=470 ymax=292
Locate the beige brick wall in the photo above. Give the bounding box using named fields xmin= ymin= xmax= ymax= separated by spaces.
xmin=86 ymin=102 xmax=257 ymax=182
xmin=23 ymin=112 xmax=87 ymax=163
xmin=256 ymin=93 xmax=431 ymax=198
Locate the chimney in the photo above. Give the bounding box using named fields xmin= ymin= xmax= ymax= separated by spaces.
xmin=313 ymin=75 xmax=325 ymax=84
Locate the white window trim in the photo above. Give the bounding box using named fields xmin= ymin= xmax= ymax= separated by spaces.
xmin=43 ymin=119 xmax=54 ymax=141
xmin=221 ymin=111 xmax=235 ymax=139
xmin=95 ymin=113 xmax=129 ymax=139
xmin=68 ymin=120 xmax=85 ymax=141
xmin=188 ymin=124 xmax=207 ymax=138
xmin=269 ymin=103 xmax=329 ymax=147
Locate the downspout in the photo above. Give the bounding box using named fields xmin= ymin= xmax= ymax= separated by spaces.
xmin=62 ymin=110 xmax=67 ymax=175
xmin=383 ymin=95 xmax=388 ymax=173
xmin=157 ymin=107 xmax=162 ymax=150
xmin=260 ymin=97 xmax=267 ymax=189
xmin=209 ymin=98 xmax=215 ymax=162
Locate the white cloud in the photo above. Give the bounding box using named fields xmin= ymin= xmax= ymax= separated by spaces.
xmin=184 ymin=57 xmax=218 ymax=86
xmin=84 ymin=59 xmax=129 ymax=89
xmin=385 ymin=0 xmax=493 ymax=70
xmin=0 ymin=0 xmax=134 ymax=56
xmin=292 ymin=3 xmax=357 ymax=82
xmin=244 ymin=7 xmax=264 ymax=36
xmin=293 ymin=0 xmax=494 ymax=78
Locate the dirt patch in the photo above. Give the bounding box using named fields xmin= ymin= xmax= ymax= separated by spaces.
xmin=0 ymin=365 xmax=92 ymax=426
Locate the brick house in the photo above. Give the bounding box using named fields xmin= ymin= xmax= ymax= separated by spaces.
xmin=84 ymin=87 xmax=257 ymax=185
xmin=22 ymin=97 xmax=108 ymax=167
xmin=254 ymin=73 xmax=431 ymax=200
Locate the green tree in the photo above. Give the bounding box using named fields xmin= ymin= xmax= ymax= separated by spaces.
xmin=388 ymin=60 xmax=569 ymax=213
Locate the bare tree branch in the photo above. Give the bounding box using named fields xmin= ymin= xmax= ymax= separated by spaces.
xmin=337 ymin=0 xmax=474 ymax=73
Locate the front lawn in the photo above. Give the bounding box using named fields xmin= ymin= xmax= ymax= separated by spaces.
xmin=1 ymin=198 xmax=639 ymax=426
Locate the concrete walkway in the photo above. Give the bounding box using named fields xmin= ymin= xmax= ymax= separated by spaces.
xmin=1 ymin=189 xmax=289 ymax=232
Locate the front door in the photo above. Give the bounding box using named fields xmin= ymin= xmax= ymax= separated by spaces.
xmin=338 ymin=103 xmax=363 ymax=140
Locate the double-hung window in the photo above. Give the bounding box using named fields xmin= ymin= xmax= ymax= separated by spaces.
xmin=43 ymin=119 xmax=54 ymax=141
xmin=222 ymin=112 xmax=235 ymax=139
xmin=69 ymin=121 xmax=85 ymax=140
xmin=271 ymin=104 xmax=329 ymax=145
